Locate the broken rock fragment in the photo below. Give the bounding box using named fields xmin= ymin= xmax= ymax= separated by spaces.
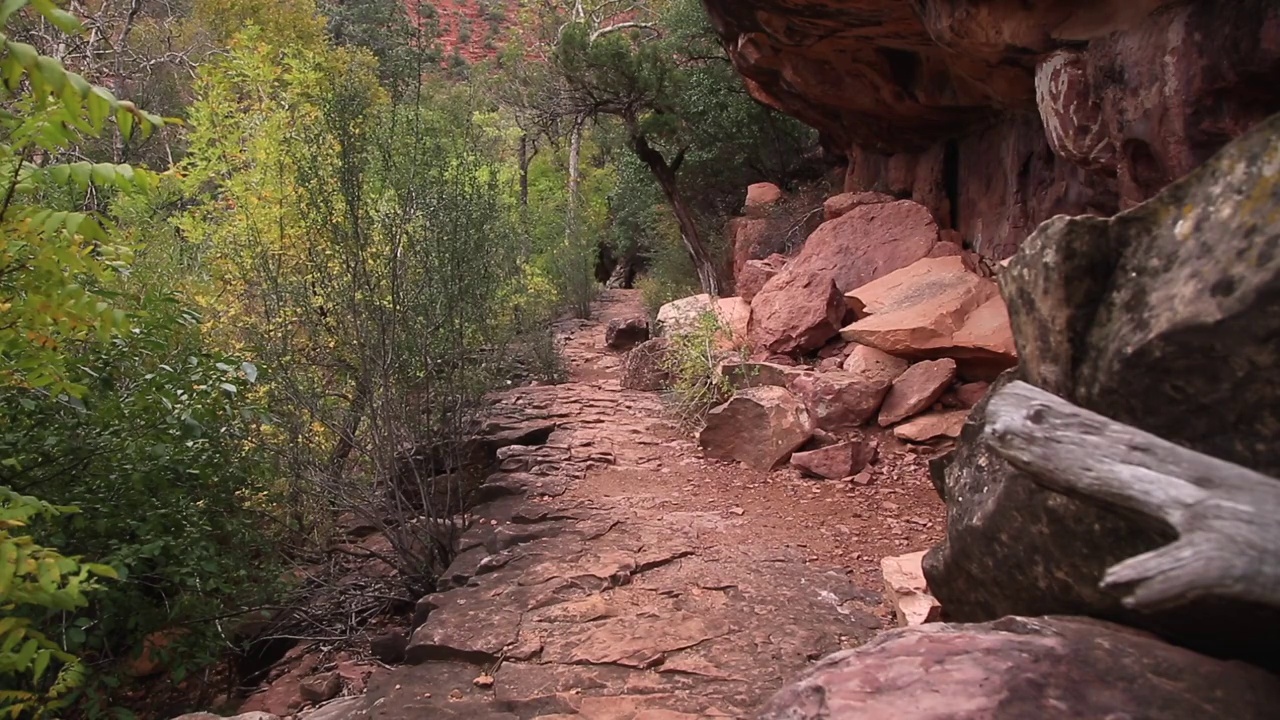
xmin=878 ymin=359 xmax=957 ymax=426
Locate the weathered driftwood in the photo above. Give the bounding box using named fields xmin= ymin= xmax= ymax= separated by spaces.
xmin=983 ymin=380 xmax=1280 ymax=612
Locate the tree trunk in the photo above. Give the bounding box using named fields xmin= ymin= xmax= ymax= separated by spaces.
xmin=567 ymin=114 xmax=585 ymax=233
xmin=518 ymin=133 xmax=530 ymax=208
xmin=630 ymin=133 xmax=722 ymax=296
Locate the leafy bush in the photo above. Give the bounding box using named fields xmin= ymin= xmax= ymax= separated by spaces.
xmin=0 ymin=491 xmax=116 ymax=718
xmin=0 ymin=4 xmax=278 ymax=713
xmin=3 ymin=297 xmax=278 ymax=699
xmin=660 ymin=312 xmax=744 ymax=429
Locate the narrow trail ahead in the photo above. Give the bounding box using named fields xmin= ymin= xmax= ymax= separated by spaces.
xmin=349 ymin=290 xmax=943 ymax=720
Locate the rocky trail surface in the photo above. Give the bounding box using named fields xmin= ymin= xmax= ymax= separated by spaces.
xmin=300 ymin=289 xmax=943 ymax=720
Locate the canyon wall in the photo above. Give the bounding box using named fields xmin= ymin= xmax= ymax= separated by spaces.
xmin=701 ymin=0 xmax=1280 ymax=259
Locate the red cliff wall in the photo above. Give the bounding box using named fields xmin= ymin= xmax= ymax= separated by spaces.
xmin=702 ymin=0 xmax=1280 ymax=259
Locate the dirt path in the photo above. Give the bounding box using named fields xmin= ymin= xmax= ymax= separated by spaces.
xmin=339 ymin=290 xmax=944 ymax=720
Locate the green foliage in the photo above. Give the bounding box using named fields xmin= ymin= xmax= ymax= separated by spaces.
xmin=660 ymin=312 xmax=742 ymax=429
xmin=0 ymin=491 xmax=116 ymax=718
xmin=636 ymin=232 xmax=699 ymax=319
xmin=2 ymin=297 xmax=277 ymax=700
xmin=1 ymin=4 xmax=275 ymax=715
xmin=321 ymin=0 xmax=436 ymax=93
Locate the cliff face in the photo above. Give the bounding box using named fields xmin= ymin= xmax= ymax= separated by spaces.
xmin=702 ymin=0 xmax=1280 ymax=259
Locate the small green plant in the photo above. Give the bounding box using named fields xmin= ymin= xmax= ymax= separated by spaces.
xmin=0 ymin=491 xmax=116 ymax=718
xmin=661 ymin=311 xmax=744 ymax=429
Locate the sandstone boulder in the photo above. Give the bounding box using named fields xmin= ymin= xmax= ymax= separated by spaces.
xmin=620 ymin=338 xmax=670 ymax=391
xmin=714 ymin=296 xmax=751 ymax=348
xmin=748 ymin=200 xmax=952 ymax=355
xmin=604 ymin=316 xmax=649 ymax=351
xmin=893 ymin=410 xmax=969 ymax=443
xmin=878 ymin=359 xmax=957 ymax=426
xmin=655 ymin=294 xmax=715 ymax=337
xmin=758 ymin=616 xmax=1280 ymax=720
xmin=790 ymin=438 xmax=876 ymax=480
xmin=840 ymin=255 xmax=1015 ymax=380
xmin=881 ymin=551 xmax=941 ymax=627
xmin=748 ymin=274 xmax=845 ymax=354
xmin=699 ymin=386 xmax=813 ymax=471
xmin=737 ymin=253 xmax=786 ymax=302
xmin=927 ymin=115 xmax=1280 ymax=667
xmin=744 ymin=181 xmax=783 ymax=215
xmin=788 ymin=370 xmax=892 ymax=432
xmin=788 ymin=200 xmax=946 ymax=295
xmin=822 ymin=191 xmax=895 ymax=221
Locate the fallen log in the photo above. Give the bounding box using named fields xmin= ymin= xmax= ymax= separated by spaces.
xmin=983 ymin=380 xmax=1280 ymax=612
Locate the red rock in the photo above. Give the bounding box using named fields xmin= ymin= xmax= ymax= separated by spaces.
xmin=744 ymin=182 xmax=784 ymax=215
xmin=790 ymin=438 xmax=876 ymax=479
xmin=759 ymin=616 xmax=1280 ymax=720
xmin=881 ymin=551 xmax=942 ymax=627
xmin=955 ymin=381 xmax=991 ymax=408
xmin=703 ymin=1 xmax=1280 ymax=258
xmin=299 ymin=671 xmax=342 ymax=704
xmin=893 ymin=410 xmax=970 ymax=443
xmin=748 ymin=273 xmax=845 ymax=354
xmin=714 ymin=296 xmax=751 ymax=348
xmin=878 ymin=359 xmax=957 ymax=426
xmin=699 ymin=386 xmax=814 ymax=470
xmin=949 ymin=294 xmax=1019 ymax=380
xmin=788 ymin=370 xmax=893 ymax=432
xmin=822 ymin=191 xmax=895 ymax=221
xmin=787 ymin=200 xmax=943 ymax=296
xmin=841 ymin=345 xmax=909 ymax=385
xmin=749 ymin=200 xmax=950 ymax=355
xmin=840 ymin=256 xmax=1015 ymax=378
xmin=737 ymin=254 xmax=786 ymax=302
xmin=604 ymin=316 xmax=649 ymax=351
xmin=844 ymin=256 xmax=992 ymax=318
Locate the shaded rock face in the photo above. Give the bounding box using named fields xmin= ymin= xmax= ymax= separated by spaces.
xmin=620 ymin=338 xmax=670 ymax=392
xmin=703 ymin=0 xmax=1280 ymax=258
xmin=758 ymin=616 xmax=1280 ymax=720
xmin=926 ymin=113 xmax=1280 ymax=667
xmin=604 ymin=317 xmax=649 ymax=351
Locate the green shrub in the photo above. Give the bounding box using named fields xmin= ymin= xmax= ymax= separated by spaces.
xmin=1 ymin=295 xmax=279 ymax=706
xmin=0 ymin=491 xmax=116 ymax=718
xmin=660 ymin=312 xmax=744 ymax=428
